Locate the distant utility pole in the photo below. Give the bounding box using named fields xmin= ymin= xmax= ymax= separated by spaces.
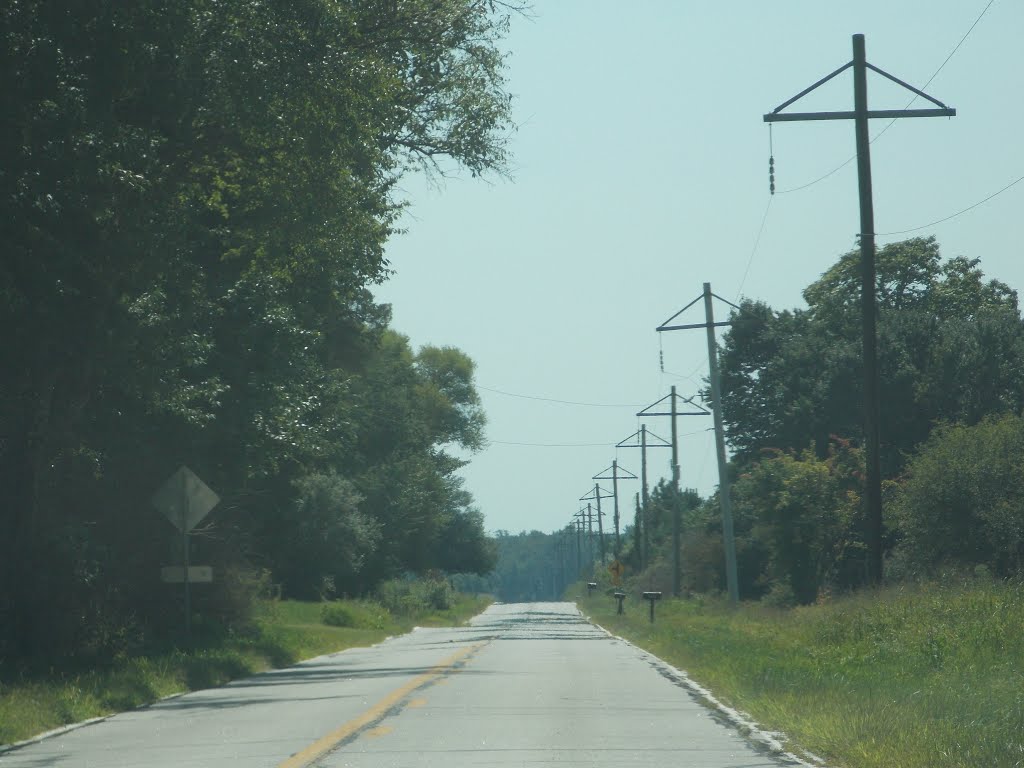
xmin=637 ymin=388 xmax=710 ymax=597
xmin=572 ymin=512 xmax=585 ymax=577
xmin=617 ymin=425 xmax=672 ymax=570
xmin=580 ymin=485 xmax=613 ymax=565
xmin=593 ymin=461 xmax=638 ymax=559
xmin=657 ymin=283 xmax=740 ymax=605
xmin=764 ymin=34 xmax=955 ymax=585
xmin=633 ymin=493 xmax=642 ymax=567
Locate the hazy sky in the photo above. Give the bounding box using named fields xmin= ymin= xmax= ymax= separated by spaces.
xmin=374 ymin=1 xmax=1023 ymax=536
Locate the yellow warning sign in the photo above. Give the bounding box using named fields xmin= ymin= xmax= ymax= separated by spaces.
xmin=608 ymin=560 xmax=625 ymax=585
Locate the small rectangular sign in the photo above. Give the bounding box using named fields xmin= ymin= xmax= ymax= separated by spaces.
xmin=161 ymin=566 xmax=213 ymax=583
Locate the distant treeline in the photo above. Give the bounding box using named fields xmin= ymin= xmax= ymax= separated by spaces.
xmin=0 ymin=0 xmax=517 ymax=663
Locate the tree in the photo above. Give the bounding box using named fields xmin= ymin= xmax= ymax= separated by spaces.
xmin=733 ymin=441 xmax=865 ymax=604
xmin=892 ymin=414 xmax=1024 ymax=577
xmin=1 ymin=0 xmax=514 ymax=659
xmin=719 ymin=238 xmax=1024 ymax=475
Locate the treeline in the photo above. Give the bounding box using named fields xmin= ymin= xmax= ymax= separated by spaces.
xmin=613 ymin=238 xmax=1024 ymax=604
xmin=456 ymin=530 xmax=568 ymax=602
xmin=0 ymin=0 xmax=516 ymax=663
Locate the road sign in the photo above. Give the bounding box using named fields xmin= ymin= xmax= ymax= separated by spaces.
xmin=152 ymin=466 xmax=219 ymax=533
xmin=161 ymin=566 xmax=213 ymax=584
xmin=608 ymin=560 xmax=625 ymax=585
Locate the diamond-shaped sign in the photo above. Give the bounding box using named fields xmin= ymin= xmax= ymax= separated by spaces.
xmin=152 ymin=466 xmax=219 ymax=533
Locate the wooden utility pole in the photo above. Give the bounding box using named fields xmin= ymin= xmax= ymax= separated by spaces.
xmin=703 ymin=283 xmax=739 ymax=604
xmin=594 ymin=461 xmax=637 ymax=559
xmin=637 ymin=390 xmax=710 ymax=596
xmin=657 ymin=286 xmax=741 ymax=604
xmin=617 ymin=425 xmax=671 ymax=571
xmin=580 ymin=485 xmax=614 ymax=566
xmin=764 ymin=33 xmax=954 ymax=585
xmin=633 ymin=492 xmax=642 ymax=568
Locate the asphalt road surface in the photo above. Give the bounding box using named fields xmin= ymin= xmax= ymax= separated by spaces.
xmin=0 ymin=602 xmax=804 ymax=768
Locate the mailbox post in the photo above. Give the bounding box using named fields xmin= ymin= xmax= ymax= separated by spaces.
xmin=642 ymin=591 xmax=662 ymax=623
xmin=613 ymin=591 xmax=626 ymax=615
xmin=586 ymin=582 xmax=598 ymax=597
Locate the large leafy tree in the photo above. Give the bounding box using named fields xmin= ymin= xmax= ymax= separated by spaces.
xmin=718 ymin=238 xmax=1024 ymax=474
xmin=1 ymin=0 xmax=514 ymax=658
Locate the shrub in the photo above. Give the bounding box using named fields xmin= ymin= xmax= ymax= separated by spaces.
xmin=893 ymin=414 xmax=1024 ymax=576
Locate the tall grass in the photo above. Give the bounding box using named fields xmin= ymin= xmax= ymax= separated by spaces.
xmin=0 ymin=593 xmax=491 ymax=746
xmin=578 ymin=578 xmax=1024 ymax=768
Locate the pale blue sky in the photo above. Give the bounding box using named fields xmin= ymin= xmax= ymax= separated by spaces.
xmin=375 ymin=0 xmax=1024 ymax=535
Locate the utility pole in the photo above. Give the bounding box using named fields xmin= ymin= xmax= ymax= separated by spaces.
xmin=657 ymin=284 xmax=741 ymax=604
xmin=580 ymin=485 xmax=613 ymax=565
xmin=593 ymin=461 xmax=637 ymax=560
xmin=633 ymin=492 xmax=642 ymax=568
xmin=585 ymin=503 xmax=594 ymax=567
xmin=764 ymin=34 xmax=954 ymax=585
xmin=572 ymin=512 xmax=584 ymax=578
xmin=617 ymin=425 xmax=672 ymax=571
xmin=637 ymin=389 xmax=710 ymax=596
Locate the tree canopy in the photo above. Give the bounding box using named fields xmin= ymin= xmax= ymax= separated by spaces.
xmin=1 ymin=0 xmax=512 ymax=661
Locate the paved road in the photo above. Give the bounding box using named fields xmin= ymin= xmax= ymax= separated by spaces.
xmin=1 ymin=603 xmax=802 ymax=767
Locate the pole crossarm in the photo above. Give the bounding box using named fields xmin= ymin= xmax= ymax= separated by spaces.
xmin=616 ymin=428 xmax=672 ymax=449
xmin=763 ymin=53 xmax=954 ymax=124
xmin=658 ymin=292 xmax=740 ymax=332
xmin=594 ymin=464 xmax=638 ymax=481
xmin=658 ymin=320 xmax=731 ymax=332
xmin=580 ymin=486 xmax=614 ymax=501
xmin=766 ymin=108 xmax=954 ymax=122
xmin=637 ymin=392 xmax=709 ymax=418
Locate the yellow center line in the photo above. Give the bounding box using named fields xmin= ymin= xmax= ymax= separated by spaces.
xmin=276 ymin=642 xmax=484 ymax=768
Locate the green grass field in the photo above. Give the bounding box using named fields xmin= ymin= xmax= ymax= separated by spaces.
xmin=0 ymin=593 xmax=492 ymax=746
xmin=575 ymin=578 xmax=1024 ymax=768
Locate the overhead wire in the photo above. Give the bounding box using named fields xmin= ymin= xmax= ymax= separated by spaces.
xmin=478 ymin=385 xmax=646 ymax=408
xmin=877 ymin=172 xmax=1024 ymax=237
xmin=735 ymin=195 xmax=773 ymax=302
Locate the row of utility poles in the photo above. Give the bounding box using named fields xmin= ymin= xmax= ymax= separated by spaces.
xmin=560 ymin=34 xmax=955 ymax=599
xmin=562 ymin=283 xmax=740 ymax=606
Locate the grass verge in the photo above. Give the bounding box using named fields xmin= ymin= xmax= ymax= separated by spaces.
xmin=0 ymin=593 xmax=492 ymax=746
xmin=573 ymin=578 xmax=1024 ymax=768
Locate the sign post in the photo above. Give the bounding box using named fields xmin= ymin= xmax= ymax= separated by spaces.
xmin=152 ymin=466 xmax=220 ymax=642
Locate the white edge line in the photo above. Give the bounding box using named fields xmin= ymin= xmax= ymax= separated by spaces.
xmin=587 ymin=615 xmax=834 ymax=768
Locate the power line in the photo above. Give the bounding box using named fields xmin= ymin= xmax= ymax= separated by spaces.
xmin=877 ymin=171 xmax=1024 ymax=237
xmin=489 ymin=440 xmax=612 ymax=447
xmin=490 ymin=428 xmax=713 ymax=448
xmin=478 ymin=385 xmax=644 ymax=408
xmin=775 ymin=0 xmax=994 ymax=195
xmin=735 ymin=195 xmax=773 ymax=301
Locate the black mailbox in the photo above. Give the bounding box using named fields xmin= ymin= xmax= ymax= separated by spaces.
xmin=642 ymin=591 xmax=663 ymax=622
xmin=586 ymin=582 xmax=598 ymax=596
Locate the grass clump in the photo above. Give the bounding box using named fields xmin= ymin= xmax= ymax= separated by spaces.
xmin=0 ymin=590 xmax=491 ymax=746
xmin=575 ymin=577 xmax=1024 ymax=768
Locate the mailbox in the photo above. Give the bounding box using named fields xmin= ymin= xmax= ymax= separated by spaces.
xmin=642 ymin=591 xmax=663 ymax=622
xmin=586 ymin=582 xmax=598 ymax=596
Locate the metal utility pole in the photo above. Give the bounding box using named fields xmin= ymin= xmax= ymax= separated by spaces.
xmin=617 ymin=425 xmax=672 ymax=570
xmin=580 ymin=485 xmax=613 ymax=565
xmin=764 ymin=34 xmax=954 ymax=585
xmin=657 ymin=284 xmax=741 ymax=604
xmin=593 ymin=461 xmax=638 ymax=559
xmin=637 ymin=390 xmax=710 ymax=596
